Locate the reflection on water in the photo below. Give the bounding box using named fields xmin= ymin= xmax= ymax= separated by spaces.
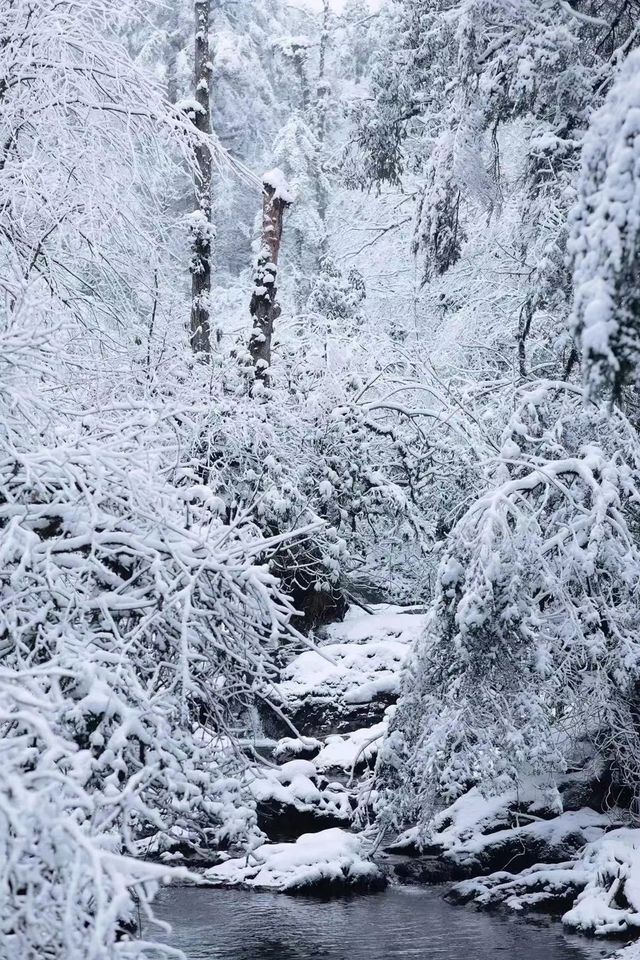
xmin=147 ymin=884 xmax=615 ymax=960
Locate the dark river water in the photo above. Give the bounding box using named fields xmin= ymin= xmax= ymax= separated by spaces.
xmin=146 ymin=884 xmax=616 ymax=960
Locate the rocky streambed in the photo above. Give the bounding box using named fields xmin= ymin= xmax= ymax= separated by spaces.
xmin=155 ymin=604 xmax=640 ymax=959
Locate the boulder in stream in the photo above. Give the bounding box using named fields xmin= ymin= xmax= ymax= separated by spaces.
xmin=202 ymin=827 xmax=386 ymax=895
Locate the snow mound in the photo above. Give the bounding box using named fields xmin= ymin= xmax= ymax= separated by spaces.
xmin=315 ymin=718 xmax=388 ymax=773
xmin=248 ymin=759 xmax=352 ymax=821
xmin=323 ymin=604 xmax=428 ymax=647
xmin=203 ymin=828 xmax=385 ymax=893
xmin=272 ymin=735 xmax=322 ymax=762
xmin=277 ymin=606 xmax=424 ymax=707
xmin=277 ymin=639 xmax=405 ymax=704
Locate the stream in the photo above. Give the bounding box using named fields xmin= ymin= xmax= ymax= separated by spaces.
xmin=147 ymin=884 xmax=616 ymax=960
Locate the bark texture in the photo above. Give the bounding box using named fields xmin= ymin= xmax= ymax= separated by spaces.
xmin=190 ymin=0 xmax=213 ymax=356
xmin=249 ymin=178 xmax=290 ymax=387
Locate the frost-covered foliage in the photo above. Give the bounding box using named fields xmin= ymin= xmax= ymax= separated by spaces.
xmin=341 ymin=0 xmax=640 ymax=846
xmin=355 ymin=0 xmax=639 ymax=362
xmin=571 ymin=48 xmax=640 ymax=400
xmin=378 ymin=383 xmax=640 ymax=828
xmin=0 ymin=309 xmax=302 ymax=956
xmin=0 ymin=667 xmax=187 ymax=959
xmin=270 ymin=114 xmax=329 ymax=304
xmin=0 ymin=284 xmax=313 ymax=952
xmin=10 ymin=0 xmax=640 ymax=944
xmin=0 ymin=0 xmax=204 ymax=367
xmin=208 ymin=330 xmax=480 ymax=615
xmin=0 ymin=1 xmax=315 ymax=954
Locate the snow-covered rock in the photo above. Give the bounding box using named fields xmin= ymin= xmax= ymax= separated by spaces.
xmin=315 ymin=718 xmax=388 ymax=774
xmin=449 ymin=823 xmax=640 ymax=937
xmin=393 ymin=784 xmax=623 ymax=885
xmin=248 ymin=759 xmax=353 ymax=840
xmin=272 ymin=735 xmax=322 ymax=763
xmin=202 ymin=828 xmax=386 ymax=894
xmin=276 ymin=605 xmax=425 ymax=734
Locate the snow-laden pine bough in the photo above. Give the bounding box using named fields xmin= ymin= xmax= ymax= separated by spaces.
xmin=0 ymin=417 xmax=329 ymax=956
xmin=376 ymin=381 xmax=640 ymax=832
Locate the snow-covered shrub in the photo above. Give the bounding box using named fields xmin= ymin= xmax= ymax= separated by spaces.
xmin=377 ymin=382 xmax=640 ymax=832
xmin=0 ymin=3 xmax=308 ymax=946
xmin=203 ymin=347 xmax=458 ymax=619
xmin=570 ymin=48 xmax=640 ymax=400
xmin=306 ymin=257 xmax=366 ymax=336
xmin=0 ymin=285 xmax=308 ymax=950
xmin=0 ymin=420 xmax=298 ymax=846
xmin=0 ymin=667 xmax=184 ymax=960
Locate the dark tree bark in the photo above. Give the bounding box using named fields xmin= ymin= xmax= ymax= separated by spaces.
xmin=165 ymin=0 xmax=180 ymax=105
xmin=315 ymin=0 xmax=331 ymax=230
xmin=249 ymin=174 xmax=291 ymax=388
xmin=190 ymin=0 xmax=212 ymax=356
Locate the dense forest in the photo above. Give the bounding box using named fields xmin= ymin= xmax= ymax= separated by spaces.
xmin=4 ymin=0 xmax=640 ymax=957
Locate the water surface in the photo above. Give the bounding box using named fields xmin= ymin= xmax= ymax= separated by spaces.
xmin=149 ymin=884 xmax=616 ymax=960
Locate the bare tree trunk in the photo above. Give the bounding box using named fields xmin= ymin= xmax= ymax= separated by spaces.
xmin=316 ymin=1 xmax=330 ymax=232
xmin=318 ymin=0 xmax=330 ymax=98
xmin=165 ymin=0 xmax=180 ymax=105
xmin=190 ymin=0 xmax=212 ymax=356
xmin=249 ymin=172 xmax=291 ymax=388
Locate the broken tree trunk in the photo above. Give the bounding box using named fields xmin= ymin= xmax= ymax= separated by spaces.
xmin=249 ymin=170 xmax=292 ymax=388
xmin=190 ymin=0 xmax=213 ymax=357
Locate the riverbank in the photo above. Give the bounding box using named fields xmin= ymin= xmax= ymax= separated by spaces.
xmin=152 ymin=604 xmax=640 ymax=957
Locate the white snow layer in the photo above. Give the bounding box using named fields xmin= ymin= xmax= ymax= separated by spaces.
xmin=276 ymin=606 xmax=426 ymax=707
xmin=248 ymin=759 xmax=352 ymax=820
xmin=203 ymin=828 xmax=382 ymax=891
xmin=314 ymin=717 xmax=389 ymax=773
xmin=452 ymin=820 xmax=640 ymax=937
xmin=262 ymin=167 xmax=294 ymax=203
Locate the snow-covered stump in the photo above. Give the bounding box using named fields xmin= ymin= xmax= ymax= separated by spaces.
xmin=249 ymin=169 xmax=292 ymax=389
xmin=202 ymin=827 xmax=386 ymax=895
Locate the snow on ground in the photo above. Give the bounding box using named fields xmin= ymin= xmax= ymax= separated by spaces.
xmin=314 ymin=716 xmax=389 ymax=773
xmin=393 ymin=782 xmax=561 ymax=852
xmin=321 ymin=605 xmax=428 ymax=646
xmin=203 ymin=827 xmax=384 ymax=892
xmin=276 ymin=605 xmax=426 ymax=708
xmin=247 ymin=758 xmax=352 ymax=821
xmin=447 ymin=801 xmax=618 ymax=864
xmin=430 ymin=783 xmax=563 ymax=851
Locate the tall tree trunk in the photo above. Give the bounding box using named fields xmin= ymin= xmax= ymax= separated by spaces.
xmin=316 ymin=1 xmax=330 ymax=231
xmin=165 ymin=0 xmax=180 ymax=105
xmin=249 ymin=172 xmax=291 ymax=389
xmin=190 ymin=0 xmax=212 ymax=356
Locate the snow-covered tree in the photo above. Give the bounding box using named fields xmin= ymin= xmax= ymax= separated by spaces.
xmin=570 ymin=48 xmax=640 ymax=401
xmin=270 ymin=114 xmax=329 ymax=306
xmin=378 ymin=382 xmax=640 ymax=831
